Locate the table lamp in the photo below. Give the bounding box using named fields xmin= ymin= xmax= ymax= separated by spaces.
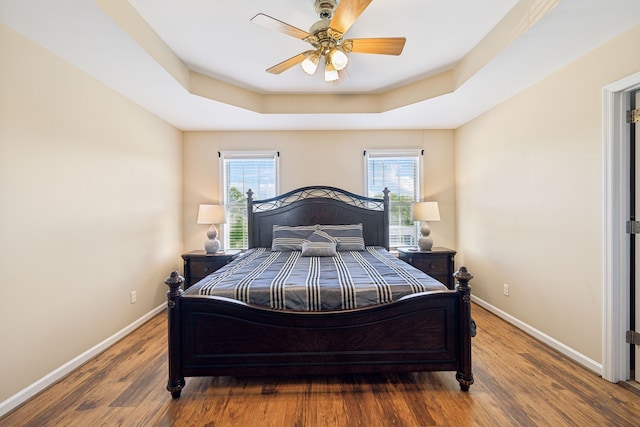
xmin=197 ymin=204 xmax=226 ymax=253
xmin=412 ymin=201 xmax=440 ymax=251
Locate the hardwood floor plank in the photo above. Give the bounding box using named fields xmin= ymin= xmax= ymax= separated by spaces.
xmin=2 ymin=304 xmax=640 ymax=426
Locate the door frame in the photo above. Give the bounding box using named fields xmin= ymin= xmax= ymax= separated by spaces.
xmin=602 ymin=71 xmax=640 ymax=383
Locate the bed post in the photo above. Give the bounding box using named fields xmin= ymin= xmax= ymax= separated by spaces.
xmin=247 ymin=189 xmax=254 ymax=248
xmin=165 ymin=271 xmax=185 ymax=398
xmin=382 ymin=187 xmax=390 ymax=250
xmin=454 ymin=266 xmax=474 ymax=391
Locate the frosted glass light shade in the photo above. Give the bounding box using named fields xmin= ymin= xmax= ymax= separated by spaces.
xmin=324 ymin=62 xmax=339 ymax=82
xmin=301 ymin=52 xmax=320 ymax=75
xmin=330 ymin=49 xmax=348 ymax=70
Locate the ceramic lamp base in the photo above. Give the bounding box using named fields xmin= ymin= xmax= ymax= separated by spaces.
xmin=417 ymin=236 xmax=433 ymax=251
xmin=204 ymin=224 xmax=221 ymax=253
xmin=417 ymin=221 xmax=434 ymax=251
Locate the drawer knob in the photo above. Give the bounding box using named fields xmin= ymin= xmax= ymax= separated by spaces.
xmin=203 ymin=266 xmax=210 ymax=273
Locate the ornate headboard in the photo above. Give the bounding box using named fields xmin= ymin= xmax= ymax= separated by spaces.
xmin=247 ymin=186 xmax=390 ymax=250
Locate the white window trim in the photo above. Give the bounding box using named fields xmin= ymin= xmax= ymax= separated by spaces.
xmin=219 ymin=150 xmax=280 ymax=203
xmin=363 ymin=149 xmax=423 ymax=198
xmin=219 ymin=151 xmax=280 ymax=249
xmin=364 ymin=149 xmax=424 ymax=249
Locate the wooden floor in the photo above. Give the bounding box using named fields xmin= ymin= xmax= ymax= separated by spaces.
xmin=2 ymin=304 xmax=640 ymax=427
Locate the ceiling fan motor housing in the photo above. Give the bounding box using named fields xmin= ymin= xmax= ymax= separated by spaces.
xmin=315 ymin=0 xmax=337 ymax=20
xmin=307 ymin=20 xmax=343 ymax=54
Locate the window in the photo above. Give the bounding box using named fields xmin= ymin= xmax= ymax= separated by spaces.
xmin=220 ymin=151 xmax=279 ymax=249
xmin=364 ymin=149 xmax=422 ymax=248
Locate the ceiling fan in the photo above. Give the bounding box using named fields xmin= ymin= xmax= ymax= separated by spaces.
xmin=251 ymin=0 xmax=406 ymax=82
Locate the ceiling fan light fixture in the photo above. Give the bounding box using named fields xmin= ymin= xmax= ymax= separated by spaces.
xmin=324 ymin=61 xmax=339 ymax=82
xmin=301 ymin=51 xmax=320 ymax=75
xmin=329 ymin=49 xmax=348 ymax=71
xmin=252 ymin=0 xmax=406 ymax=83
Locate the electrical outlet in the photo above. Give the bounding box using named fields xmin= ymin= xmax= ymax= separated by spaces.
xmin=503 ymin=284 xmax=509 ymax=296
xmin=130 ymin=291 xmax=137 ymax=304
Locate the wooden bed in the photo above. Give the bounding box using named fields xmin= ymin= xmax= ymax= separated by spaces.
xmin=165 ymin=186 xmax=474 ymax=398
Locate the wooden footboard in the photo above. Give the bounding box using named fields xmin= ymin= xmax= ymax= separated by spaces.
xmin=165 ymin=267 xmax=474 ymax=398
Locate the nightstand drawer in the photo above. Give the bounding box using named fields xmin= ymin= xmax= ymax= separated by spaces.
xmin=190 ymin=259 xmax=226 ymax=279
xmin=397 ymin=247 xmax=456 ymax=289
xmin=409 ymin=255 xmax=449 ymax=275
xmin=182 ymin=250 xmax=240 ymax=289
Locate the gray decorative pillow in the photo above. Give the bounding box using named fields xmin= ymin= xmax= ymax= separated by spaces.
xmin=301 ymin=240 xmax=337 ymax=257
xmin=305 ymin=230 xmax=338 ymax=244
xmin=272 ymin=225 xmax=318 ymax=251
xmin=319 ymin=224 xmax=365 ymax=251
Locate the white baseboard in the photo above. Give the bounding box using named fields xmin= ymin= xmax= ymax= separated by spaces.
xmin=0 ymin=303 xmax=167 ymax=418
xmin=472 ymin=296 xmax=603 ymax=376
xmin=1 ymin=298 xmax=604 ymax=418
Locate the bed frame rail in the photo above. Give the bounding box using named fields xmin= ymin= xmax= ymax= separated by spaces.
xmin=165 ymin=267 xmax=474 ymax=398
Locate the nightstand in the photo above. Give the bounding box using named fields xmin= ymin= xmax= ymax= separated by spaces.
xmin=397 ymin=247 xmax=457 ymax=289
xmin=181 ymin=250 xmax=240 ymax=289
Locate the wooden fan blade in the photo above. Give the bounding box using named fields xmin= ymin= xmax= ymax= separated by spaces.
xmin=345 ymin=37 xmax=406 ymax=55
xmin=251 ymin=13 xmax=311 ymax=40
xmin=330 ymin=0 xmax=372 ymax=34
xmin=266 ymin=52 xmax=309 ymax=74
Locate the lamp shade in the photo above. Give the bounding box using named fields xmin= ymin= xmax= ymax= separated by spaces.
xmin=412 ymin=202 xmax=440 ymax=222
xmin=197 ymin=204 xmax=226 ymax=225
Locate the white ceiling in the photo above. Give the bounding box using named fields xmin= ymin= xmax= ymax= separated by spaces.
xmin=127 ymin=0 xmax=517 ymax=94
xmin=2 ymin=0 xmax=640 ymax=131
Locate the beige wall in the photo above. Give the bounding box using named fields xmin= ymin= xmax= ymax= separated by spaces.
xmin=4 ymin=10 xmax=637 ymax=410
xmin=182 ymin=130 xmax=456 ymax=253
xmin=455 ymin=24 xmax=640 ymax=363
xmin=0 ymin=24 xmax=182 ymax=403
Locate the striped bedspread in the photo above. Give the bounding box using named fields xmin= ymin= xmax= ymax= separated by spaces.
xmin=186 ymin=247 xmax=448 ymax=311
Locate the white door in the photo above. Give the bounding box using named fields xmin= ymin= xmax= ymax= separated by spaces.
xmin=635 ymin=90 xmax=640 ymax=383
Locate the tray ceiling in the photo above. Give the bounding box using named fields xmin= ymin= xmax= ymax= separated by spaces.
xmin=2 ymin=0 xmax=640 ymax=130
